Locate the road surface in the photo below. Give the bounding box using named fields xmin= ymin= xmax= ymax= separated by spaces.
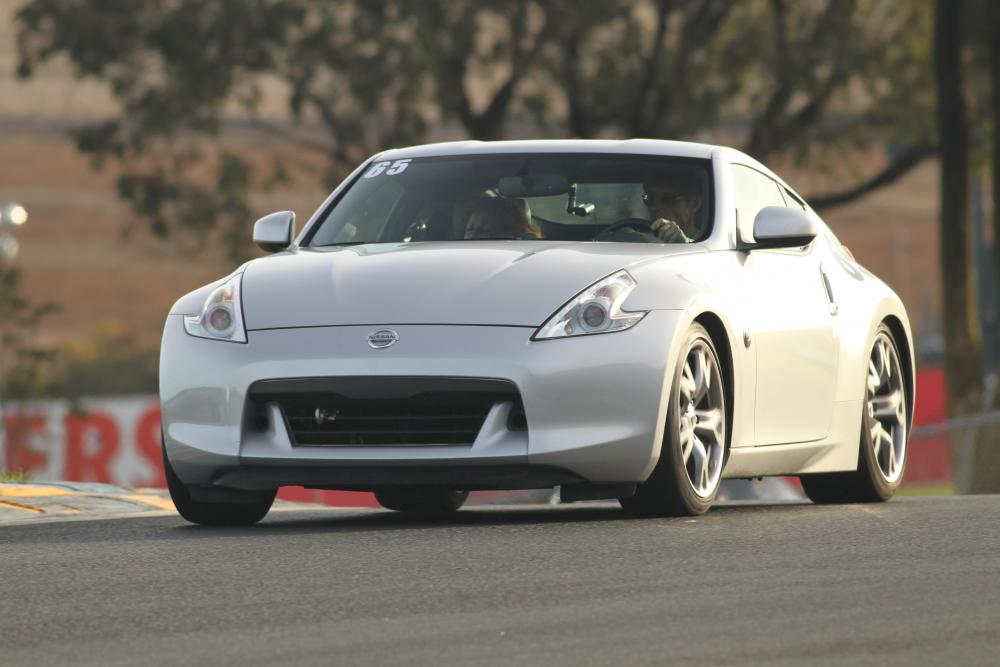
xmin=1 ymin=496 xmax=997 ymax=665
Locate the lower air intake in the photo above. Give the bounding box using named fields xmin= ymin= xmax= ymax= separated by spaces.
xmin=248 ymin=376 xmax=524 ymax=447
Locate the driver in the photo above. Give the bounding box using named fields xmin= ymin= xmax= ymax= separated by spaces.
xmin=464 ymin=196 xmax=542 ymax=240
xmin=644 ymin=171 xmax=704 ymax=243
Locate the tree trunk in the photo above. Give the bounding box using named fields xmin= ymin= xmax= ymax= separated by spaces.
xmin=990 ymin=3 xmax=1000 ymax=330
xmin=971 ymin=1 xmax=1000 ymax=493
xmin=933 ymin=0 xmax=990 ymax=493
xmin=933 ymin=0 xmax=981 ymax=420
xmin=563 ymin=31 xmax=592 ymax=138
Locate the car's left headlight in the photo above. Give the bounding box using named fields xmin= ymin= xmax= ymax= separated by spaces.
xmin=183 ymin=273 xmax=247 ymax=343
xmin=533 ymin=270 xmax=647 ymax=340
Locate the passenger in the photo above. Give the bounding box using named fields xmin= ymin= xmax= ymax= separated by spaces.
xmin=644 ymin=171 xmax=704 ymax=243
xmin=464 ymin=197 xmax=543 ymax=240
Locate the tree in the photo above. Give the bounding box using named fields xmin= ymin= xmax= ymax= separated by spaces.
xmin=933 ymin=0 xmax=981 ymax=418
xmin=17 ymin=0 xmax=946 ymax=258
xmin=16 ymin=0 xmax=434 ymax=259
xmin=966 ymin=0 xmax=1000 ymax=493
xmin=549 ymin=0 xmax=937 ymax=210
xmin=406 ymin=0 xmax=559 ymax=140
xmin=549 ymin=0 xmax=732 ymax=139
xmin=987 ymin=0 xmax=1000 ymax=349
xmin=0 ymin=263 xmax=57 ymax=403
xmin=928 ymin=0 xmax=1000 ymax=494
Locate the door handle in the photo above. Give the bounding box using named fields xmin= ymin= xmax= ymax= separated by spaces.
xmin=820 ymin=266 xmax=838 ymax=316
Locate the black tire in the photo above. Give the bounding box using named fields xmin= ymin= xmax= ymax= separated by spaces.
xmin=800 ymin=324 xmax=908 ymax=504
xmin=621 ymin=323 xmax=728 ymax=517
xmin=163 ymin=445 xmax=275 ymax=526
xmin=375 ymin=487 xmax=469 ymax=513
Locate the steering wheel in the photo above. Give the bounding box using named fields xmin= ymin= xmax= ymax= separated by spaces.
xmin=592 ymin=218 xmax=655 ymax=241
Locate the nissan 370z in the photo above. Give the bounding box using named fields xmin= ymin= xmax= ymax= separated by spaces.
xmin=160 ymin=139 xmax=914 ymax=525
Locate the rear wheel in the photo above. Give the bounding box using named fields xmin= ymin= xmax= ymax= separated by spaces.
xmin=800 ymin=324 xmax=909 ymax=503
xmin=163 ymin=445 xmax=275 ymax=526
xmin=375 ymin=487 xmax=469 ymax=513
xmin=621 ymin=323 xmax=728 ymax=516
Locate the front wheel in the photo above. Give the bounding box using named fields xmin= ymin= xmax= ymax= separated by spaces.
xmin=800 ymin=324 xmax=909 ymax=503
xmin=621 ymin=323 xmax=728 ymax=516
xmin=375 ymin=487 xmax=469 ymax=513
xmin=163 ymin=445 xmax=275 ymax=526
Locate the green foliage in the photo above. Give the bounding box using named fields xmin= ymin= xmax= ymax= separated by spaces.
xmin=0 ymin=468 xmax=33 ymax=482
xmin=0 ymin=263 xmax=58 ymax=401
xmin=1 ymin=259 xmax=157 ymax=401
xmin=17 ymin=0 xmax=314 ymax=259
xmin=0 ymin=273 xmax=157 ymax=399
xmin=41 ymin=321 xmax=160 ymax=399
xmin=15 ymin=0 xmax=941 ymax=255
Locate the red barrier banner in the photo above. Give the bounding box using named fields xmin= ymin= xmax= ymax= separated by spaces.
xmin=0 ymin=395 xmax=377 ymax=506
xmin=2 ymin=396 xmax=165 ymax=487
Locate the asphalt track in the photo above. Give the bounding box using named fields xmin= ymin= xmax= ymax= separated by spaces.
xmin=1 ymin=495 xmax=998 ymax=666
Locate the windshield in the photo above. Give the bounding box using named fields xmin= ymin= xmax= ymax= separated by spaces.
xmin=307 ymin=154 xmax=714 ymax=246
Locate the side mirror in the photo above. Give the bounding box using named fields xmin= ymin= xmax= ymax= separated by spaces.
xmin=253 ymin=211 xmax=295 ymax=253
xmin=747 ymin=206 xmax=818 ymax=250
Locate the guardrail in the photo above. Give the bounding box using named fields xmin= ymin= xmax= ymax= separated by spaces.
xmin=907 ymin=409 xmax=1000 ymax=493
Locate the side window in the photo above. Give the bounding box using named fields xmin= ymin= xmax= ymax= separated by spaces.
xmin=783 ymin=186 xmax=807 ymax=211
xmin=731 ymin=164 xmax=786 ymax=243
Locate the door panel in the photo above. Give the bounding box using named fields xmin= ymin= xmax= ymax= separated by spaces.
xmin=747 ymin=250 xmax=839 ymax=444
xmin=730 ymin=164 xmax=839 ymax=445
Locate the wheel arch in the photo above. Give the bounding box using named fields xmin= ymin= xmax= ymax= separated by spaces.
xmin=693 ymin=311 xmax=736 ymax=454
xmin=881 ymin=314 xmax=915 ymax=433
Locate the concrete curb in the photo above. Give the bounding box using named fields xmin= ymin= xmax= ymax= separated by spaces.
xmin=0 ymin=482 xmax=333 ymax=526
xmin=0 ymin=478 xmax=804 ymax=527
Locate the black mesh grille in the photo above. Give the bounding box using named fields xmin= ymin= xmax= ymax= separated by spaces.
xmin=248 ymin=377 xmax=524 ymax=447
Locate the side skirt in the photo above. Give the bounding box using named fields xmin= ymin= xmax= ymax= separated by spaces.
xmin=722 ymin=400 xmax=862 ymax=477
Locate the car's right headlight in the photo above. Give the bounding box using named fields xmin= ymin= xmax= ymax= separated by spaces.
xmin=183 ymin=273 xmax=247 ymax=343
xmin=532 ymin=270 xmax=647 ymax=340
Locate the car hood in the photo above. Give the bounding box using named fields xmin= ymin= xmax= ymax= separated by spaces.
xmin=241 ymin=241 xmax=702 ymax=329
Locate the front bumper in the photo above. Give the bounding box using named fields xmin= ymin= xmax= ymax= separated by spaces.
xmin=160 ymin=310 xmax=683 ymax=489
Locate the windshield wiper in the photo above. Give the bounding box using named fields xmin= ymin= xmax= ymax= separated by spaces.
xmin=316 ymin=238 xmax=536 ymax=246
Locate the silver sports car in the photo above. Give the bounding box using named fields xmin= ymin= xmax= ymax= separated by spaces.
xmin=160 ymin=139 xmax=913 ymax=525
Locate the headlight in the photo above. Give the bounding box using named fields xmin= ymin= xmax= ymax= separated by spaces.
xmin=183 ymin=273 xmax=247 ymax=343
xmin=533 ymin=270 xmax=647 ymax=340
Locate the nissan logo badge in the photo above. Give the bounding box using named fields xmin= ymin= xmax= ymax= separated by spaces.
xmin=367 ymin=329 xmax=399 ymax=349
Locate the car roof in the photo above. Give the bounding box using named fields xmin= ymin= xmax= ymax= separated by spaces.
xmin=377 ymin=138 xmax=718 ymax=161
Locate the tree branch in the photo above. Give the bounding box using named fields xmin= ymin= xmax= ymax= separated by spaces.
xmin=654 ymin=0 xmax=731 ymax=134
xmin=431 ymin=5 xmax=478 ymax=134
xmin=747 ymin=0 xmax=854 ymax=157
xmin=630 ymin=0 xmax=673 ymax=135
xmin=808 ymin=143 xmax=936 ymax=210
xmin=745 ymin=0 xmax=794 ymax=155
xmin=563 ymin=29 xmax=591 ymax=137
xmin=468 ymin=5 xmax=555 ymax=140
xmin=301 ymin=91 xmax=362 ymax=169
xmin=988 ymin=1 xmax=1000 ymax=325
xmin=762 ymin=63 xmax=846 ymax=157
xmin=245 ymin=116 xmax=334 ymax=157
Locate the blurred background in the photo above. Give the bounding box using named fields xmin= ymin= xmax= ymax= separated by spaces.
xmin=0 ymin=0 xmax=997 ymax=501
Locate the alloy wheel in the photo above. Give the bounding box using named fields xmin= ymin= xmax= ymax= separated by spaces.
xmin=866 ymin=332 xmax=907 ymax=483
xmin=678 ymin=340 xmax=726 ymax=497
